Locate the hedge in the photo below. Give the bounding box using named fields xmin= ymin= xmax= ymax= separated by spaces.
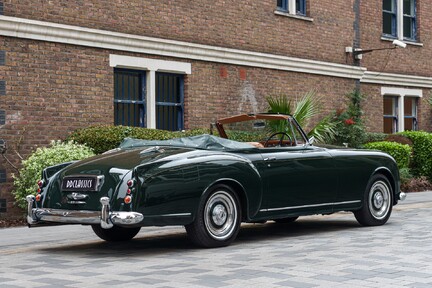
xmin=398 ymin=131 xmax=432 ymax=179
xmin=363 ymin=132 xmax=387 ymax=144
xmin=67 ymin=125 xmax=210 ymax=154
xmin=363 ymin=141 xmax=412 ymax=169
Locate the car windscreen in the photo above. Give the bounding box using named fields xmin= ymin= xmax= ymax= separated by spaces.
xmin=119 ymin=134 xmax=257 ymax=151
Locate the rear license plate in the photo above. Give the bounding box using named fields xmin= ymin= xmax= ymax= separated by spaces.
xmin=62 ymin=176 xmax=98 ymax=192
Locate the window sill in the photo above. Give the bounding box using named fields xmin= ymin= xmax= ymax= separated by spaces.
xmin=274 ymin=10 xmax=313 ymax=22
xmin=381 ymin=37 xmax=423 ymax=47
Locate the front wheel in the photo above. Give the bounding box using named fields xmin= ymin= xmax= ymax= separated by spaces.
xmin=91 ymin=225 xmax=141 ymax=242
xmin=185 ymin=184 xmax=241 ymax=248
xmin=354 ymin=174 xmax=393 ymax=226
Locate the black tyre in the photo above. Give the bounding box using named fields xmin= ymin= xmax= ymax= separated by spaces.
xmin=91 ymin=225 xmax=141 ymax=242
xmin=273 ymin=216 xmax=299 ymax=224
xmin=354 ymin=174 xmax=393 ymax=226
xmin=185 ymin=184 xmax=241 ymax=248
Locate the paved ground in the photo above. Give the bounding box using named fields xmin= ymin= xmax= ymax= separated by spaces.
xmin=1 ymin=192 xmax=432 ymax=288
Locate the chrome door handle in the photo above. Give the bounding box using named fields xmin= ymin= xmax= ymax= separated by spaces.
xmin=264 ymin=157 xmax=276 ymax=161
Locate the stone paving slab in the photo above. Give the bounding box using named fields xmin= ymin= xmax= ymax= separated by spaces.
xmin=1 ymin=191 xmax=432 ymax=287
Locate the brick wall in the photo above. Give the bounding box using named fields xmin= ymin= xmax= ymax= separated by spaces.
xmin=186 ymin=62 xmax=356 ymax=129
xmin=360 ymin=1 xmax=432 ymax=76
xmin=1 ymin=1 xmax=432 ymax=217
xmin=3 ymin=0 xmax=356 ymax=64
xmin=0 ymin=36 xmax=358 ymax=157
xmin=0 ymin=34 xmax=361 ymax=216
xmin=0 ymin=37 xmax=114 ymax=216
xmin=361 ymin=84 xmax=432 ymax=133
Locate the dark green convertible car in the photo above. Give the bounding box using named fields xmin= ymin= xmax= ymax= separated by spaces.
xmin=27 ymin=114 xmax=405 ymax=247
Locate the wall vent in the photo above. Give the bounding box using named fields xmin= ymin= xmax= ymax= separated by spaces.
xmin=0 ymin=169 xmax=6 ymax=183
xmin=0 ymin=199 xmax=6 ymax=213
xmin=0 ymin=51 xmax=5 ymax=65
xmin=0 ymin=110 xmax=5 ymax=125
xmin=0 ymin=81 xmax=5 ymax=95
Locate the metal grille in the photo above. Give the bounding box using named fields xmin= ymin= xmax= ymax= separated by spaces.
xmin=0 ymin=199 xmax=6 ymax=213
xmin=0 ymin=110 xmax=5 ymax=125
xmin=0 ymin=81 xmax=5 ymax=95
xmin=0 ymin=169 xmax=5 ymax=183
xmin=114 ymin=69 xmax=146 ymax=127
xmin=0 ymin=51 xmax=5 ymax=65
xmin=156 ymin=73 xmax=184 ymax=131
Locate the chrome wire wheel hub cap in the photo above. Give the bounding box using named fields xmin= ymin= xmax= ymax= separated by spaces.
xmin=373 ymin=193 xmax=384 ymax=208
xmin=212 ymin=204 xmax=227 ymax=226
xmin=204 ymin=191 xmax=237 ymax=241
xmin=369 ymin=181 xmax=390 ymax=220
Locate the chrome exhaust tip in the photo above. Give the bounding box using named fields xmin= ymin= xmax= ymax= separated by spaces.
xmin=399 ymin=192 xmax=406 ymax=201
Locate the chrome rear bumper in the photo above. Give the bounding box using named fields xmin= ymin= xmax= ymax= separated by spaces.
xmin=26 ymin=195 xmax=144 ymax=229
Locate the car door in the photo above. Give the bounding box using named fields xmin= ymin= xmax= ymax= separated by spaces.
xmin=258 ymin=145 xmax=338 ymax=217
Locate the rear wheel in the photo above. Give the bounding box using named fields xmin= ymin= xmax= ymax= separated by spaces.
xmin=354 ymin=174 xmax=393 ymax=226
xmin=185 ymin=184 xmax=241 ymax=248
xmin=91 ymin=225 xmax=141 ymax=242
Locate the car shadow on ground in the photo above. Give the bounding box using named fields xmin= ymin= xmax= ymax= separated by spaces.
xmin=39 ymin=218 xmax=362 ymax=256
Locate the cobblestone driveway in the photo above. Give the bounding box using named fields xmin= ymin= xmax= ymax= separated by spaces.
xmin=1 ymin=192 xmax=431 ymax=288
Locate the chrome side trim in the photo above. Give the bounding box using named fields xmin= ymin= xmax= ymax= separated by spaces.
xmin=159 ymin=213 xmax=192 ymax=217
xmin=260 ymin=200 xmax=361 ymax=213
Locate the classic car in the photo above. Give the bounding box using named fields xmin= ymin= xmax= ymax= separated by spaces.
xmin=26 ymin=113 xmax=406 ymax=248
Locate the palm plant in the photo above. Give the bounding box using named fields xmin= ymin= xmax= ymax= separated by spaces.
xmin=266 ymin=91 xmax=337 ymax=143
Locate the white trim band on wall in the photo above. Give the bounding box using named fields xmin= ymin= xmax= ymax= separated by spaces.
xmin=0 ymin=15 xmax=364 ymax=79
xmin=361 ymin=72 xmax=432 ymax=88
xmin=109 ymin=54 xmax=192 ymax=74
xmin=1 ymin=16 xmax=432 ymax=87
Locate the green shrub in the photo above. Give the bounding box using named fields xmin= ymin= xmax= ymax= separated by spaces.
xmin=398 ymin=131 xmax=432 ymax=179
xmin=384 ymin=134 xmax=413 ymax=146
xmin=364 ymin=132 xmax=387 ymax=144
xmin=224 ymin=130 xmax=267 ymax=142
xmin=363 ymin=141 xmax=412 ymax=169
xmin=12 ymin=141 xmax=95 ymax=209
xmin=68 ymin=125 xmax=209 ymax=154
xmin=332 ymin=90 xmax=367 ymax=148
xmin=399 ymin=167 xmax=413 ymax=186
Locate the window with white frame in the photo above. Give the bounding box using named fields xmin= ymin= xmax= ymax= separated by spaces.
xmin=110 ymin=55 xmax=191 ymax=131
xmin=277 ymin=0 xmax=306 ymax=16
xmin=382 ymin=0 xmax=417 ymax=41
xmin=383 ymin=96 xmax=398 ymax=134
xmin=382 ymin=87 xmax=420 ymax=133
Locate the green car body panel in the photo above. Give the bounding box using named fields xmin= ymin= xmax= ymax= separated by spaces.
xmin=27 ymin=113 xmax=403 ymax=246
xmin=33 ymin=142 xmax=400 ymax=224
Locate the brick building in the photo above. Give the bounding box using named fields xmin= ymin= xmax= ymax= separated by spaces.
xmin=0 ymin=0 xmax=431 ymax=216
